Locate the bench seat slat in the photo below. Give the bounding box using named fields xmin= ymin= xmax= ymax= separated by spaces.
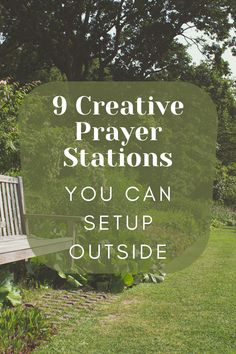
xmin=0 ymin=235 xmax=27 ymax=242
xmin=0 ymin=236 xmax=73 ymax=253
xmin=0 ymin=237 xmax=73 ymax=265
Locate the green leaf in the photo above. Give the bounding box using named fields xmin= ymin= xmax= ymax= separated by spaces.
xmin=58 ymin=271 xmax=67 ymax=279
xmin=0 ymin=272 xmax=14 ymax=292
xmin=154 ymin=275 xmax=165 ymax=283
xmin=123 ymin=273 xmax=134 ymax=287
xmin=150 ymin=274 xmax=157 ymax=283
xmin=6 ymin=289 xmax=22 ymax=306
xmin=66 ymin=275 xmax=83 ymax=288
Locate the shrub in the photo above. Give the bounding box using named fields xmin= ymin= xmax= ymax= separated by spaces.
xmin=211 ymin=203 xmax=236 ymax=227
xmin=214 ymin=162 xmax=236 ymax=207
xmin=0 ymin=80 xmax=39 ymax=174
xmin=87 ymin=273 xmax=135 ymax=293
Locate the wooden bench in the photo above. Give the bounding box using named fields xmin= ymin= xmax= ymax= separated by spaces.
xmin=0 ymin=175 xmax=78 ymax=265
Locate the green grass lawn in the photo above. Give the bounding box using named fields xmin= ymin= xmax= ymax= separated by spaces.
xmin=35 ymin=228 xmax=236 ymax=354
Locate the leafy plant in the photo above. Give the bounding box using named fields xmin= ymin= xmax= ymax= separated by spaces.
xmin=0 ymin=272 xmax=22 ymax=308
xmin=58 ymin=271 xmax=85 ymax=288
xmin=214 ymin=162 xmax=236 ymax=207
xmin=0 ymin=306 xmax=50 ymax=353
xmin=24 ymin=259 xmax=87 ymax=289
xmin=142 ymin=271 xmax=166 ymax=284
xmin=0 ymin=80 xmax=39 ymax=174
xmin=87 ymin=273 xmax=135 ymax=293
xmin=211 ymin=203 xmax=236 ymax=227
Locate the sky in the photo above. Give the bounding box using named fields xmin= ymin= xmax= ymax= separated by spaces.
xmin=177 ymin=26 xmax=236 ymax=78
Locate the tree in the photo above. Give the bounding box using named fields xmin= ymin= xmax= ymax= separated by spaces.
xmin=0 ymin=81 xmax=38 ymax=173
xmin=182 ymin=54 xmax=236 ymax=205
xmin=0 ymin=0 xmax=235 ymax=81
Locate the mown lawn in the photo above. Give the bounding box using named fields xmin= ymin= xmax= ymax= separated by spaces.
xmin=35 ymin=228 xmax=236 ymax=354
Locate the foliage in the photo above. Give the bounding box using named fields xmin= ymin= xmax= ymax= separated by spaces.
xmin=0 ymin=272 xmax=22 ymax=308
xmin=24 ymin=259 xmax=86 ymax=289
xmin=87 ymin=273 xmax=135 ymax=293
xmin=214 ymin=162 xmax=236 ymax=206
xmin=25 ymin=259 xmax=165 ymax=292
xmin=58 ymin=271 xmax=85 ymax=288
xmin=33 ymin=229 xmax=236 ymax=354
xmin=0 ymin=1 xmax=235 ymax=81
xmin=0 ymin=80 xmax=39 ymax=174
xmin=180 ymin=60 xmax=236 ymax=207
xmin=0 ymin=2 xmax=235 ymax=311
xmin=0 ymin=306 xmax=50 ymax=353
xmin=185 ymin=61 xmax=236 ymax=170
xmin=24 ymin=260 xmax=62 ymax=289
xmin=211 ymin=203 xmax=236 ymax=227
xmin=86 ymin=271 xmax=166 ymax=292
xmin=155 ymin=52 xmax=236 ymax=208
xmin=142 ymin=271 xmax=166 ymax=284
xmin=25 ymin=259 xmax=163 ymax=293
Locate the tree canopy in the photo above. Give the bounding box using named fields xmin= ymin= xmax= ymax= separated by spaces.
xmin=0 ymin=0 xmax=235 ymax=205
xmin=0 ymin=0 xmax=235 ymax=81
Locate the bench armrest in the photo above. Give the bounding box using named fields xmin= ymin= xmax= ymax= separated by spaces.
xmin=25 ymin=214 xmax=84 ymax=222
xmin=24 ymin=214 xmax=83 ymax=241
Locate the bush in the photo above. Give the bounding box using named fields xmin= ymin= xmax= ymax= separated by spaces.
xmin=211 ymin=203 xmax=236 ymax=227
xmin=0 ymin=306 xmax=50 ymax=353
xmin=0 ymin=80 xmax=39 ymax=174
xmin=87 ymin=273 xmax=135 ymax=293
xmin=214 ymin=162 xmax=236 ymax=207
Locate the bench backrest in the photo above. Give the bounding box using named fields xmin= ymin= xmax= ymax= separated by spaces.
xmin=0 ymin=175 xmax=26 ymax=237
